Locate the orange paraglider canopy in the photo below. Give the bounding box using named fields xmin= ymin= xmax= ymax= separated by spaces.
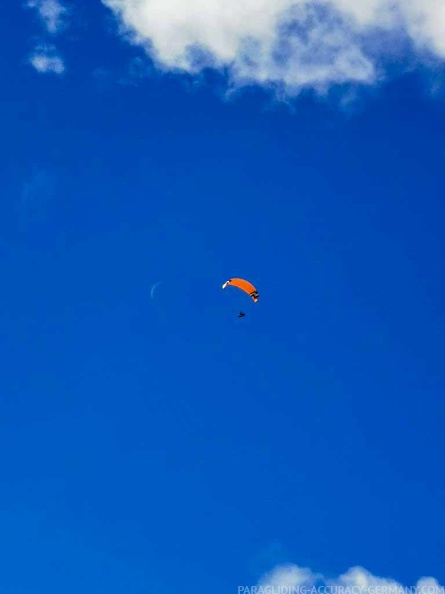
xmin=222 ymin=278 xmax=259 ymax=302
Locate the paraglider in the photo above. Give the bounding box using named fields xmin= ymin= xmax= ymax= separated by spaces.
xmin=222 ymin=278 xmax=259 ymax=318
xmin=222 ymin=278 xmax=259 ymax=302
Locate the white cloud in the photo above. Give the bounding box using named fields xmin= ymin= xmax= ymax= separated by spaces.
xmin=29 ymin=44 xmax=65 ymax=74
xmin=102 ymin=0 xmax=445 ymax=95
xmin=257 ymin=563 xmax=444 ymax=594
xmin=27 ymin=0 xmax=68 ymax=35
xmin=259 ymin=564 xmax=318 ymax=590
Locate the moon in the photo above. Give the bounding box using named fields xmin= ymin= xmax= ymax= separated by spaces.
xmin=150 ymin=281 xmax=162 ymax=300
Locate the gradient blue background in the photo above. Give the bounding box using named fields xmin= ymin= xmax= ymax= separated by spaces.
xmin=1 ymin=3 xmax=444 ymax=593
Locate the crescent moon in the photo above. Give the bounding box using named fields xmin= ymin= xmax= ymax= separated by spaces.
xmin=150 ymin=281 xmax=162 ymax=300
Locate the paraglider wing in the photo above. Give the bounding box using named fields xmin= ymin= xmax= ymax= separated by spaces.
xmin=222 ymin=278 xmax=259 ymax=302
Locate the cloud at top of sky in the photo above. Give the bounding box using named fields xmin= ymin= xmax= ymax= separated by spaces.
xmin=102 ymin=0 xmax=445 ymax=95
xmin=256 ymin=563 xmax=444 ymax=594
xmin=27 ymin=0 xmax=68 ymax=35
xmin=26 ymin=0 xmax=68 ymax=74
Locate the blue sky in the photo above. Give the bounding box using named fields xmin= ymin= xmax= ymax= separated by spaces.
xmin=1 ymin=1 xmax=445 ymax=593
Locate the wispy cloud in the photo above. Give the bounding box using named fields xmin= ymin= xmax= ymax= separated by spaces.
xmin=102 ymin=0 xmax=445 ymax=96
xmin=27 ymin=0 xmax=68 ymax=35
xmin=26 ymin=0 xmax=68 ymax=74
xmin=29 ymin=44 xmax=65 ymax=74
xmin=256 ymin=563 xmax=444 ymax=594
